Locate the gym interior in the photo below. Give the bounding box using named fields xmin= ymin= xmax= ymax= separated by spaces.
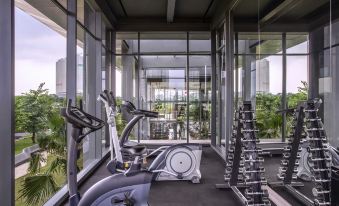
xmin=1 ymin=0 xmax=339 ymax=205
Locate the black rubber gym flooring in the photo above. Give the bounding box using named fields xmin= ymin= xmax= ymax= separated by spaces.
xmin=73 ymin=146 xmax=315 ymax=206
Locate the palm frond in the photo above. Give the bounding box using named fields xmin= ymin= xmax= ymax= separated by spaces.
xmin=18 ymin=174 xmax=59 ymax=205
xmin=46 ymin=157 xmax=67 ymax=175
xmin=28 ymin=153 xmax=46 ymax=174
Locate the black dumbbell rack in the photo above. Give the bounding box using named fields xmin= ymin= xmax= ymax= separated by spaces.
xmin=269 ymin=99 xmax=331 ymax=206
xmin=216 ymin=101 xmax=270 ymax=206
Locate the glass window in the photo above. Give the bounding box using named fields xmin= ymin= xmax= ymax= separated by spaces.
xmin=255 ymin=56 xmax=283 ymax=139
xmin=238 ymin=33 xmax=282 ymax=54
xmin=286 ymin=55 xmax=308 ymax=135
xmin=139 ymin=55 xmax=187 ymax=141
xmin=189 ymin=56 xmax=211 ymax=141
xmin=77 ymin=24 xmax=85 ymax=99
xmin=14 ymin=5 xmax=67 ymax=205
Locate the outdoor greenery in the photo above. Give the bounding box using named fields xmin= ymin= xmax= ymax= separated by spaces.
xmin=255 ymin=81 xmax=308 ymax=138
xmin=15 ymin=155 xmax=67 ymax=206
xmin=189 ymin=101 xmax=210 ymax=139
xmin=15 ymin=83 xmax=69 ymax=205
xmin=15 ymin=83 xmax=54 ymax=143
xmin=15 ymin=137 xmax=34 ymax=155
xmin=115 ymin=97 xmax=128 ymax=136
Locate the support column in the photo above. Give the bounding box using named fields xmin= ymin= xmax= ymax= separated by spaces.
xmin=0 ymin=0 xmax=14 ymax=205
xmin=121 ymin=43 xmax=134 ymax=102
xmin=84 ymin=11 xmax=102 ymax=166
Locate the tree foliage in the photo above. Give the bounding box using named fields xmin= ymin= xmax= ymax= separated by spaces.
xmin=15 ymin=83 xmax=53 ymax=143
xmin=17 ymin=84 xmax=68 ymax=205
xmin=255 ymin=81 xmax=308 ymax=139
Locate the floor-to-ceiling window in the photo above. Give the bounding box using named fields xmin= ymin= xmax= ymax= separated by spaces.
xmin=234 ymin=33 xmax=309 ymax=141
xmin=139 ymin=32 xmax=188 ymax=141
xmin=316 ymin=19 xmax=339 ymax=148
xmin=115 ymin=32 xmax=211 ymax=143
xmin=13 ymin=1 xmax=112 ymax=205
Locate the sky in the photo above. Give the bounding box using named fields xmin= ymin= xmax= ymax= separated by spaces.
xmin=15 ymin=7 xmax=66 ymax=95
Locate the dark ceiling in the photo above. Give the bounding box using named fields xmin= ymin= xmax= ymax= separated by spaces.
xmin=96 ymin=0 xmax=339 ymax=32
xmin=105 ymin=0 xmax=218 ymax=19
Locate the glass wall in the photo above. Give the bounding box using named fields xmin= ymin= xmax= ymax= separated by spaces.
xmin=234 ymin=33 xmax=308 ymax=141
xmin=141 ymin=55 xmax=187 ymax=140
xmin=14 ymin=1 xmax=112 ymax=205
xmin=226 ymin=0 xmax=334 ymax=148
xmin=189 ymin=56 xmax=211 ymax=140
xmin=115 ymin=32 xmax=211 ymax=143
xmin=14 ymin=1 xmax=68 ymax=205
xmin=115 ymin=32 xmax=138 ymax=140
xmin=318 ymin=19 xmax=339 ymax=148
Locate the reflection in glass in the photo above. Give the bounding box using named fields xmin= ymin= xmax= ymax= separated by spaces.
xmin=238 ymin=33 xmax=282 ymax=54
xmin=139 ymin=56 xmax=187 ymax=140
xmin=286 ymin=34 xmax=308 ymax=54
xmin=189 ymin=56 xmax=211 ymax=140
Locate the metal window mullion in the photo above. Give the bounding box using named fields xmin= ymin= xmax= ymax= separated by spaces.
xmin=66 ymin=0 xmax=77 ymax=162
xmin=282 ymin=33 xmax=287 ymax=143
xmin=95 ymin=11 xmax=102 ymax=158
xmin=0 ymin=0 xmax=14 ymax=205
xmin=66 ymin=0 xmax=77 ymax=109
xmin=234 ymin=33 xmax=239 ymax=108
xmin=210 ymin=30 xmax=216 ymax=146
xmin=186 ymin=32 xmax=190 ymax=143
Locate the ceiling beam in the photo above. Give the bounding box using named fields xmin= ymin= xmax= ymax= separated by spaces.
xmin=259 ymin=0 xmax=302 ymax=27
xmin=167 ymin=0 xmax=176 ymax=23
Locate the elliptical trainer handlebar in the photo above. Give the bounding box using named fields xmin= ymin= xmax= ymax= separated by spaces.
xmin=61 ymin=99 xmax=105 ymax=142
xmin=98 ymin=90 xmax=117 ymax=108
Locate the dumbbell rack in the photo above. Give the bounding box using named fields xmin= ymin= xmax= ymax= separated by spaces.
xmin=216 ymin=101 xmax=270 ymax=206
xmin=269 ymin=99 xmax=331 ymax=206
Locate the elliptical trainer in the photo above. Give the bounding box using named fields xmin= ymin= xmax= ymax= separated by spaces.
xmin=98 ymin=90 xmax=203 ymax=183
